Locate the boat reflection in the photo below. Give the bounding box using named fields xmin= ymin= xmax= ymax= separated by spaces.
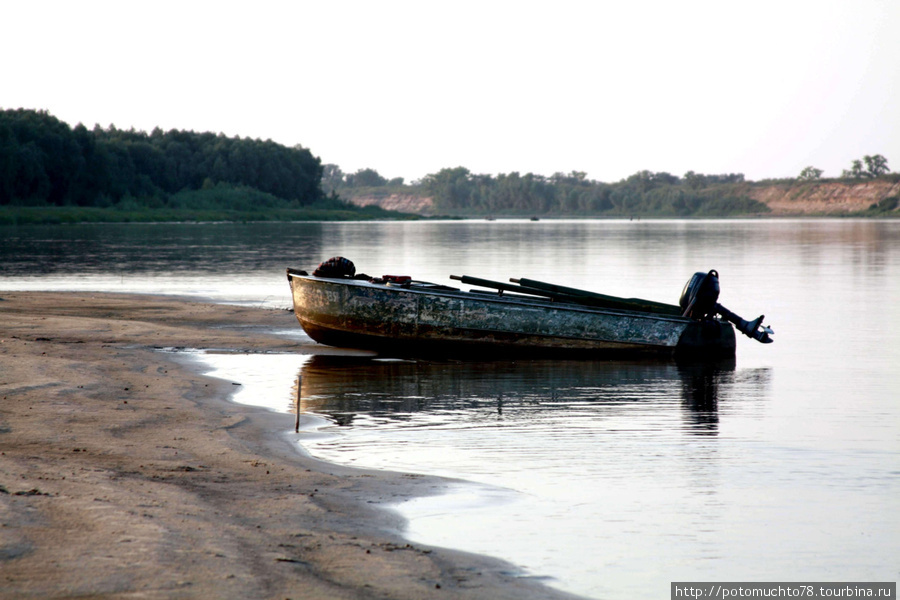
xmin=295 ymin=355 xmax=756 ymax=436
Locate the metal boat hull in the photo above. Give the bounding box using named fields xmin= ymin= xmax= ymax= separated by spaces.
xmin=287 ymin=273 xmax=735 ymax=359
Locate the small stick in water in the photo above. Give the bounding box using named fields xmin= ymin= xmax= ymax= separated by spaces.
xmin=295 ymin=376 xmax=301 ymax=433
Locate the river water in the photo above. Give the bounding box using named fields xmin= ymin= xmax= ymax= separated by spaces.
xmin=2 ymin=220 xmax=898 ymax=598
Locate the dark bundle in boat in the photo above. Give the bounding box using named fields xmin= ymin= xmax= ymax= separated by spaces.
xmin=287 ymin=257 xmax=773 ymax=359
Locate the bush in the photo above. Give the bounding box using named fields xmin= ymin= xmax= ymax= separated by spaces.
xmin=867 ymin=196 xmax=899 ymax=214
xmin=167 ymin=183 xmax=287 ymax=211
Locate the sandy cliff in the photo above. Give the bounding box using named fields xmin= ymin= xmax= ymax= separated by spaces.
xmin=743 ymin=179 xmax=900 ymax=215
xmin=350 ymin=193 xmax=437 ymax=215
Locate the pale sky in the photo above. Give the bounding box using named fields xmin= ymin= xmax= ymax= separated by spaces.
xmin=4 ymin=0 xmax=899 ymax=183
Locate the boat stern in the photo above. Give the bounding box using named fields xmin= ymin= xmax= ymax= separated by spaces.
xmin=675 ymin=319 xmax=736 ymax=359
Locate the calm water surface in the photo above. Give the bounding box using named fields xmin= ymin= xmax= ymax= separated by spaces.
xmin=2 ymin=220 xmax=898 ymax=598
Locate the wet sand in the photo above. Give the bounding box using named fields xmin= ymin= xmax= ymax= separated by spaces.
xmin=0 ymin=292 xmax=578 ymax=600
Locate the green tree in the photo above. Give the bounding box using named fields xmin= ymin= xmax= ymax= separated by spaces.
xmin=321 ymin=164 xmax=345 ymax=193
xmin=0 ymin=108 xmax=324 ymax=207
xmin=798 ymin=166 xmax=823 ymax=181
xmin=863 ymin=154 xmax=889 ymax=177
xmin=624 ymin=170 xmax=678 ymax=193
xmin=842 ymin=159 xmax=866 ymax=179
xmin=346 ymin=168 xmax=387 ymax=188
xmin=683 ymin=171 xmax=706 ymax=189
xmin=421 ymin=167 xmax=474 ymax=209
xmin=551 ymin=171 xmax=588 ymax=185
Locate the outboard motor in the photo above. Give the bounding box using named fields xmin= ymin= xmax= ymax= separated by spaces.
xmin=680 ymin=270 xmax=774 ymax=344
xmin=680 ymin=269 xmax=721 ymax=319
xmin=313 ymin=256 xmax=356 ymax=278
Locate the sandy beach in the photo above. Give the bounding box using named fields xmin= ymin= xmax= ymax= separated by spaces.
xmin=0 ymin=292 xmax=577 ymax=600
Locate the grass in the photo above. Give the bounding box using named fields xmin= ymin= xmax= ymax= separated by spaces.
xmin=0 ymin=203 xmax=422 ymax=225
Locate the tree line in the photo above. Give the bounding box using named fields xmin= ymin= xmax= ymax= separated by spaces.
xmin=0 ymin=109 xmax=323 ymax=208
xmin=328 ymin=164 xmax=764 ymax=216
xmin=3 ymin=108 xmax=893 ymax=218
xmin=417 ymin=168 xmax=762 ymax=216
xmin=328 ymin=155 xmax=895 ymax=216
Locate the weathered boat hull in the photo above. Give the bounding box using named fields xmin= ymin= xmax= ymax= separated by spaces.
xmin=287 ymin=273 xmax=735 ymax=359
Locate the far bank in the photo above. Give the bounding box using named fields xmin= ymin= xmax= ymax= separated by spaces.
xmin=344 ymin=177 xmax=900 ymax=218
xmin=2 ymin=177 xmax=899 ymax=225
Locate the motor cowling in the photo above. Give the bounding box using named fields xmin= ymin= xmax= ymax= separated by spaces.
xmin=313 ymin=256 xmax=356 ymax=278
xmin=679 ymin=269 xmax=720 ymax=319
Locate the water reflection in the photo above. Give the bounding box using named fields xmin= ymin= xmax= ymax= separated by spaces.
xmin=678 ymin=361 xmax=730 ymax=434
xmin=296 ymin=355 xmax=743 ymax=436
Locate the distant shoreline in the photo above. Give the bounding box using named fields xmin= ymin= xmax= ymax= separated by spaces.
xmin=343 ymin=177 xmax=900 ymax=218
xmin=3 ymin=177 xmax=899 ymax=225
xmin=0 ymin=204 xmax=423 ymax=226
xmin=1 ymin=202 xmax=898 ymax=227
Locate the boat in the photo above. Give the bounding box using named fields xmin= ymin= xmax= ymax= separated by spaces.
xmin=286 ymin=258 xmax=773 ymax=360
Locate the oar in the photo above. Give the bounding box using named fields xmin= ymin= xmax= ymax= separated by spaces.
xmin=449 ymin=275 xmax=555 ymax=298
xmin=512 ymin=277 xmax=682 ymax=316
xmin=451 ymin=274 xmax=677 ymax=315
